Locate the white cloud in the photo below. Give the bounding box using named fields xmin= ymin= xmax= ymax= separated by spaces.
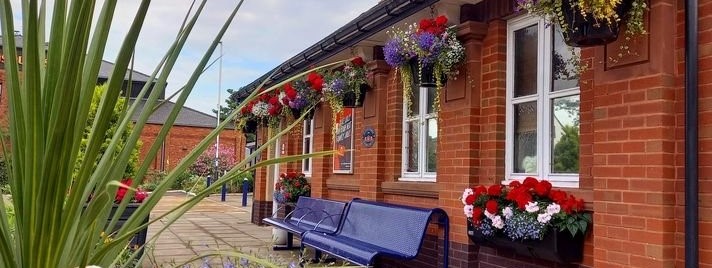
xmin=5 ymin=0 xmax=380 ymax=114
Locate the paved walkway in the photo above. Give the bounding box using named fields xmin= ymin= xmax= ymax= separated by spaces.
xmin=143 ymin=192 xmax=300 ymax=267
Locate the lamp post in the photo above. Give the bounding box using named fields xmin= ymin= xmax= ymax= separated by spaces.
xmin=216 ymin=41 xmax=227 ymax=202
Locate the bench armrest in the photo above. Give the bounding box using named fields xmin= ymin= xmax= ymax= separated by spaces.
xmin=313 ymin=212 xmax=343 ymax=232
xmin=271 ymin=205 xmax=312 ymax=220
xmin=295 ymin=210 xmax=321 ymax=227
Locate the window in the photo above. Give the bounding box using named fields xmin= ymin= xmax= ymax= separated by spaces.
xmin=401 ymin=86 xmax=438 ymax=181
xmin=302 ymin=118 xmax=314 ymax=176
xmin=506 ymin=16 xmax=581 ymax=188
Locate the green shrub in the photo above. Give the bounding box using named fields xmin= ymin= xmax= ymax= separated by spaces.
xmin=0 ymin=157 xmax=8 ymax=192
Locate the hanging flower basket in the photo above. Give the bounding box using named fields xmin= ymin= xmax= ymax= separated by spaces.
xmin=408 ymin=59 xmax=446 ymax=87
xmin=560 ymin=0 xmax=633 ymax=47
xmin=242 ymin=119 xmax=258 ymax=134
xmin=468 ymin=222 xmax=585 ymax=264
xmin=290 ymin=107 xmax=315 ymax=120
xmin=342 ymin=84 xmax=370 ymax=108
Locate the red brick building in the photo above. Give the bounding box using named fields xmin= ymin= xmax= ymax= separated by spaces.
xmin=245 ymin=0 xmax=707 ymax=267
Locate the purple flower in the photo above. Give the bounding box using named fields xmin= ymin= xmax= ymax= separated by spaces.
xmin=239 ymin=258 xmax=249 ymax=267
xmin=289 ymin=96 xmax=308 ymax=109
xmin=384 ymin=39 xmax=406 ymax=67
xmin=416 ymin=32 xmax=437 ymax=51
xmin=325 ymin=78 xmax=346 ymax=96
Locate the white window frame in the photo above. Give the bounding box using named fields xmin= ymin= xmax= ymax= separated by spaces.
xmin=505 ymin=16 xmax=580 ymax=188
xmin=401 ymin=86 xmax=437 ymax=182
xmin=302 ymin=118 xmax=314 ymax=177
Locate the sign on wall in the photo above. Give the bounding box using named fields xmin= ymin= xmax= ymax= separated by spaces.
xmin=333 ymin=108 xmax=354 ymax=174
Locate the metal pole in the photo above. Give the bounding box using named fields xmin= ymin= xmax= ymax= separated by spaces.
xmin=685 ymin=0 xmax=699 ymax=266
xmin=242 ymin=178 xmax=249 ymax=207
xmin=217 ymin=41 xmax=226 ymax=202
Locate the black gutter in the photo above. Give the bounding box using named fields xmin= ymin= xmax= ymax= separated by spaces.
xmin=238 ymin=0 xmax=439 ymax=94
xmin=685 ymin=0 xmax=698 ymax=267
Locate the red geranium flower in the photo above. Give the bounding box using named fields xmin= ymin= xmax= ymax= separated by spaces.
xmin=435 ymin=15 xmax=448 ymax=26
xmin=515 ymin=192 xmax=532 ymax=209
xmin=465 ymin=194 xmax=476 ymax=205
xmin=509 ymin=180 xmax=521 ymax=188
xmin=485 ymin=199 xmax=498 ymax=214
xmin=474 ymin=186 xmax=487 ymax=198
xmin=549 ymin=189 xmax=567 ymax=204
xmin=134 ymin=190 xmax=147 ymax=203
xmin=488 ymin=185 xmax=502 ymax=197
xmin=523 ymin=177 xmax=539 ymax=189
xmin=472 ymin=207 xmax=483 ymax=221
xmin=351 ymin=56 xmax=365 ymax=67
xmin=284 ymin=83 xmax=298 ymax=99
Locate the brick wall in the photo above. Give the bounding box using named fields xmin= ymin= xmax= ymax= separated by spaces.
xmin=138 ymin=123 xmax=239 ymax=172
xmin=240 ymin=0 xmax=711 ymax=267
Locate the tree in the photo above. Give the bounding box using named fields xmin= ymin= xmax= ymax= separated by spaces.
xmin=75 ymin=84 xmax=141 ymax=179
xmin=553 ymin=125 xmax=579 ymax=173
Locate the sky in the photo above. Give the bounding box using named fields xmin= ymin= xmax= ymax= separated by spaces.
xmin=8 ymin=0 xmax=380 ymax=115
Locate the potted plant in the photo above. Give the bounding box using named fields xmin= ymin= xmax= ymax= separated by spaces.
xmin=111 ymin=179 xmax=149 ymax=253
xmin=516 ymin=0 xmax=647 ymax=47
xmin=462 ymin=177 xmax=592 ymax=263
xmin=322 ymin=56 xmax=370 ymax=110
xmin=273 ymin=172 xmax=311 ymax=218
xmin=237 ymin=91 xmax=286 ymax=132
xmin=384 ymin=15 xmax=465 ymax=112
xmin=279 ymin=78 xmax=323 ymax=120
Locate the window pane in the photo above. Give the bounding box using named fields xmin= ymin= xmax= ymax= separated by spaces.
xmin=513 ymin=102 xmax=537 ymax=173
xmin=426 ymin=118 xmax=437 ymax=172
xmin=552 ymin=29 xmax=579 ymax=91
xmin=408 ymin=85 xmax=421 ymax=117
xmin=303 ymin=137 xmax=311 ymax=172
xmin=551 ymin=95 xmax=580 ymax=173
xmin=303 ymin=158 xmax=310 ymax=172
xmin=426 ymin=86 xmax=436 ymax=114
xmin=406 ymin=121 xmax=419 ymax=172
xmin=304 ymin=119 xmax=312 ymax=135
xmin=514 ymin=24 xmax=538 ymax=97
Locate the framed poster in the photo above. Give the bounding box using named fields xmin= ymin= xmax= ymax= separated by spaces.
xmin=333 ymin=108 xmax=354 ymax=173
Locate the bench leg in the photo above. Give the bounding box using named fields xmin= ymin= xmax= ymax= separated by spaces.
xmin=272 ymin=232 xmax=297 ymax=250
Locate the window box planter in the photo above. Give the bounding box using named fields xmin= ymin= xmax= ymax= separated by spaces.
xmin=467 ymin=222 xmax=585 ymax=264
xmin=342 ymin=84 xmax=370 ymax=108
xmin=109 ymin=203 xmax=149 ymax=253
xmin=561 ymin=0 xmax=632 ymax=47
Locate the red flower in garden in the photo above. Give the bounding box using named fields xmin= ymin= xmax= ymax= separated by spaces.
xmin=284 ymin=83 xmax=298 ymax=99
xmin=465 ymin=194 xmax=476 ymax=205
xmin=523 ymin=177 xmax=539 ymax=189
xmin=508 ymin=180 xmax=521 ymax=188
xmin=534 ymin=180 xmax=552 ymax=196
xmin=474 ymin=186 xmax=487 ymax=198
xmin=435 ymin=15 xmax=448 ymax=27
xmin=549 ymin=189 xmax=568 ymax=204
xmin=114 ymin=178 xmax=147 ymax=203
xmin=472 ymin=207 xmax=483 ymax=222
xmin=485 ymin=199 xmax=498 ymax=214
xmin=307 ymin=72 xmax=324 ymax=92
xmin=134 ymin=190 xmax=147 ymax=203
xmin=515 ymin=192 xmax=532 ymax=209
xmin=351 ymin=56 xmax=365 ymax=67
xmin=487 ymin=185 xmax=502 ymax=197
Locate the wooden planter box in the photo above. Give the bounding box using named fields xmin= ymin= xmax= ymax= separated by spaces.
xmin=467 ymin=222 xmax=584 ymax=264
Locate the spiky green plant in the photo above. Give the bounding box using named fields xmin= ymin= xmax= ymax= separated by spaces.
xmin=0 ymin=1 xmax=342 ymax=267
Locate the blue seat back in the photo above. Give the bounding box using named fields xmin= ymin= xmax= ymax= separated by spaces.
xmin=337 ymin=199 xmax=434 ymax=256
xmin=288 ymin=197 xmax=346 ymax=233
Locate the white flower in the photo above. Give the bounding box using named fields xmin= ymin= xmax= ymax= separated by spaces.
xmin=537 ymin=213 xmax=552 ymax=224
xmin=525 ymin=201 xmax=540 ymax=213
xmin=546 ymin=203 xmax=561 ymax=215
xmin=461 ymin=188 xmax=474 ymax=205
xmin=251 ymin=102 xmax=269 ymax=117
xmin=463 ymin=205 xmax=473 ymax=217
xmin=484 ymin=210 xmax=494 ymax=220
xmin=502 ymin=206 xmax=514 ymax=219
xmin=491 ymin=215 xmax=504 ymax=229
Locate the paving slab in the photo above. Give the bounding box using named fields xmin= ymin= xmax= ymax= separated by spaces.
xmin=142 ymin=192 xmax=301 ymax=267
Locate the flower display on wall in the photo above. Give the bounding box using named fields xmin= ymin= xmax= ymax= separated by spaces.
xmin=462 ymin=177 xmax=591 ymax=240
xmin=322 ymin=56 xmax=369 ymax=127
xmin=384 ymin=15 xmax=465 ymax=112
xmin=274 ymin=172 xmax=311 ymax=204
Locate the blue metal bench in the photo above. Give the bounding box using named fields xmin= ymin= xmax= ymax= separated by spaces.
xmin=262 ymin=196 xmax=347 ymax=249
xmin=300 ymin=199 xmax=449 ymax=268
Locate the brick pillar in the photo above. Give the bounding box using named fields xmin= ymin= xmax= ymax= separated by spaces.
xmin=251 ymin=126 xmax=272 ymax=225
xmin=437 ymin=20 xmax=489 ymax=267
xmin=358 ymin=60 xmax=391 ymax=200
xmin=590 ymin=1 xmax=678 ymax=267
xmin=310 ymin=103 xmax=331 ymax=198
